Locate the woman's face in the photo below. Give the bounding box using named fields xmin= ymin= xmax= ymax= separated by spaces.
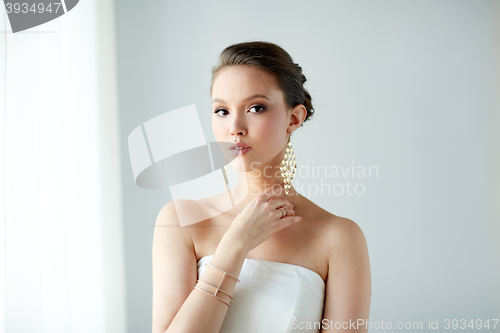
xmin=211 ymin=65 xmax=290 ymax=173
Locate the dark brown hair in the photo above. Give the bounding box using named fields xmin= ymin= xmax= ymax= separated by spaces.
xmin=211 ymin=41 xmax=314 ymax=125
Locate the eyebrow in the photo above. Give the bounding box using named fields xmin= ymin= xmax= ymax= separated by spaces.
xmin=212 ymin=94 xmax=271 ymax=104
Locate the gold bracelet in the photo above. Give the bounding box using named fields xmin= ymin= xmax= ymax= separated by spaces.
xmin=194 ymin=286 xmax=231 ymax=306
xmin=206 ymin=263 xmax=241 ymax=282
xmin=197 ymin=279 xmax=234 ymax=299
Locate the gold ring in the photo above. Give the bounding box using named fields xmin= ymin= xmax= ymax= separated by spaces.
xmin=279 ymin=207 xmax=288 ymax=219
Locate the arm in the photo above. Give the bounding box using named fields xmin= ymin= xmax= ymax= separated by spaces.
xmin=152 ymin=187 xmax=300 ymax=333
xmin=321 ymin=219 xmax=371 ymax=332
xmin=152 ymin=201 xmax=248 ymax=333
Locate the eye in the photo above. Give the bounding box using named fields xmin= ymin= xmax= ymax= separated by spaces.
xmin=213 ymin=108 xmax=229 ymax=116
xmin=248 ymin=105 xmax=266 ymax=113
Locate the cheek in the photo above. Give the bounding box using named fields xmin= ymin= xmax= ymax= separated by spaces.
xmin=255 ymin=122 xmax=277 ymax=137
xmin=212 ymin=118 xmax=225 ymax=140
xmin=253 ymin=117 xmax=286 ymax=143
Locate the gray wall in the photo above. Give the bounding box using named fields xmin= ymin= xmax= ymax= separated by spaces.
xmin=115 ymin=1 xmax=500 ymax=331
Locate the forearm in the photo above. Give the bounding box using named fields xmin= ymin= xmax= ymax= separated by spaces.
xmin=164 ymin=234 xmax=248 ymax=333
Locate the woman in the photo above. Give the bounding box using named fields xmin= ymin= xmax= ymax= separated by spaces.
xmin=152 ymin=41 xmax=371 ymax=333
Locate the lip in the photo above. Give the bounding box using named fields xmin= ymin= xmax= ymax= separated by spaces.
xmin=229 ymin=143 xmax=252 ymax=156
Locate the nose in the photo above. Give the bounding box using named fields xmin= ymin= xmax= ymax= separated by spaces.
xmin=229 ymin=112 xmax=247 ymax=138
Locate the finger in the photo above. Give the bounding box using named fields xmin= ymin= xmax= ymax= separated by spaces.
xmin=275 ymin=207 xmax=286 ymax=219
xmin=283 ymin=203 xmax=295 ymax=216
xmin=276 ymin=204 xmax=297 ymax=219
xmin=282 ymin=205 xmax=296 ymax=217
xmin=266 ymin=194 xmax=279 ymax=202
xmin=275 ymin=215 xmax=303 ymax=232
xmin=268 ymin=198 xmax=289 ymax=209
xmin=280 ymin=204 xmax=295 ymax=217
xmin=267 ymin=198 xmax=295 ymax=217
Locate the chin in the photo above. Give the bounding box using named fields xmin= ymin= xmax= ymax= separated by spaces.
xmin=229 ymin=158 xmax=254 ymax=173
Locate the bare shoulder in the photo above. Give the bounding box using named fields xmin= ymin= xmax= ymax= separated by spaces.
xmin=315 ymin=206 xmax=372 ymax=325
xmin=321 ymin=214 xmax=370 ymax=278
xmin=155 ymin=200 xmax=179 ymax=225
xmin=297 ymin=196 xmax=368 ymax=259
xmin=155 ymin=199 xmax=190 ymax=227
xmin=153 ymin=199 xmax=194 ymax=248
xmin=155 ymin=196 xmax=216 ymax=227
xmin=326 ymin=216 xmax=367 ymax=247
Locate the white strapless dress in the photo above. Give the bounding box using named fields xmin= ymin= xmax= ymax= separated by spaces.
xmin=197 ymin=255 xmax=325 ymax=333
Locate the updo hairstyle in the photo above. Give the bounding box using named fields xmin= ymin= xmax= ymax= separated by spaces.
xmin=211 ymin=41 xmax=314 ymax=125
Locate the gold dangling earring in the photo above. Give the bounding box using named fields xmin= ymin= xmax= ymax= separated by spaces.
xmin=222 ymin=164 xmax=230 ymax=197
xmin=280 ymin=134 xmax=297 ymax=195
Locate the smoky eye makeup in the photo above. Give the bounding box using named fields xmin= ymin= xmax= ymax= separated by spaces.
xmin=213 ymin=104 xmax=268 ymax=116
xmin=213 ymin=108 xmax=229 ymax=116
xmin=248 ymin=105 xmax=266 ymax=113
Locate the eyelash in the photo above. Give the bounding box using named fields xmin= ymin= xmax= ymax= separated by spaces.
xmin=213 ymin=105 xmax=266 ymax=116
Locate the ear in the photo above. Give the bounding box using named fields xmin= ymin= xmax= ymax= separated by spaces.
xmin=287 ymin=104 xmax=307 ymax=133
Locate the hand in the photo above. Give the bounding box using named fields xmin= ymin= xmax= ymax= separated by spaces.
xmin=225 ymin=185 xmax=303 ymax=253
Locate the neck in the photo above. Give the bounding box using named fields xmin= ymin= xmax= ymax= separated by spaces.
xmin=229 ymin=165 xmax=300 ymax=207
